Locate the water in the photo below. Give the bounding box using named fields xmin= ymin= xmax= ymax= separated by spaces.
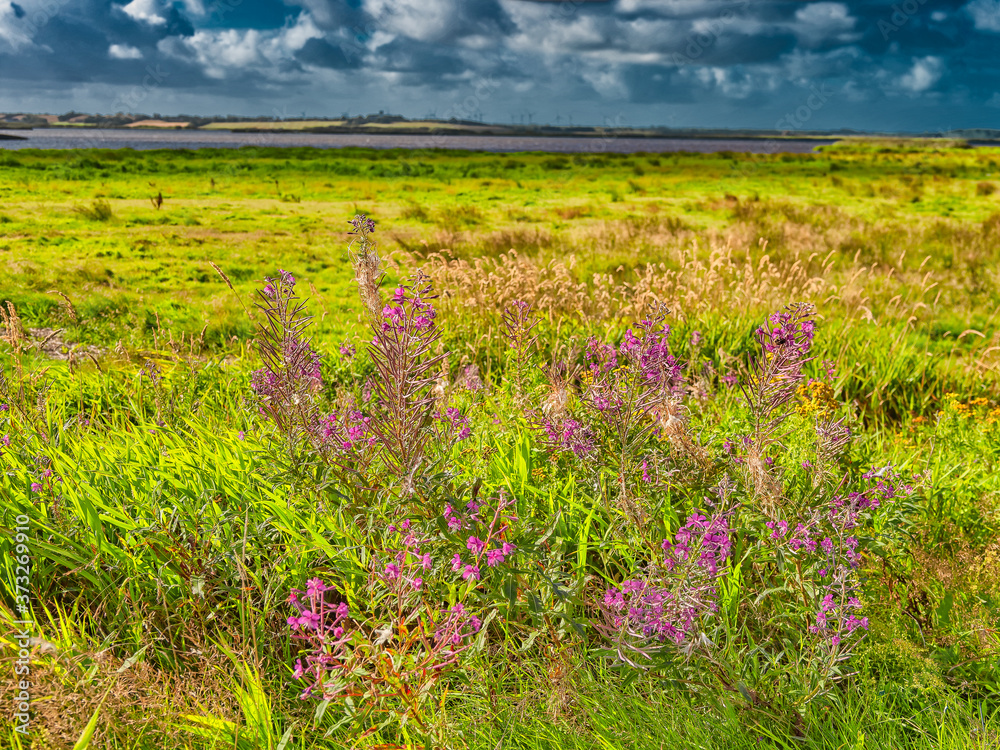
xmin=0 ymin=127 xmax=828 ymax=154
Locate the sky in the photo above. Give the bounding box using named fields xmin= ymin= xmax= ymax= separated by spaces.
xmin=0 ymin=0 xmax=997 ymax=131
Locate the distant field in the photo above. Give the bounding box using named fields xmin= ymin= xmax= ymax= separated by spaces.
xmin=1 ymin=141 xmax=999 ymax=749
xmin=1 ymin=142 xmax=998 ymax=349
xmin=199 ymin=120 xmax=348 ymax=130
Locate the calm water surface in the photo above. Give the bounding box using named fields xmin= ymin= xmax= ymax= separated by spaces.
xmin=0 ymin=128 xmax=828 ymax=154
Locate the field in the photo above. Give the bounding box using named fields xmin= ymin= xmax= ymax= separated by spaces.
xmin=1 ymin=142 xmax=999 ymax=748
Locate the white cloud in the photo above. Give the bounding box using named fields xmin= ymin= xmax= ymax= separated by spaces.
xmin=109 ymin=43 xmax=142 ymax=60
xmin=899 ymin=56 xmax=943 ymax=93
xmin=181 ymin=0 xmax=206 ymax=16
xmin=792 ymin=2 xmax=857 ymax=45
xmin=966 ymin=0 xmax=1000 ymax=32
xmin=120 ymin=0 xmax=167 ymax=27
xmin=364 ymin=0 xmax=460 ymax=43
xmin=0 ymin=5 xmax=30 ymax=52
xmin=158 ymin=13 xmax=322 ymax=79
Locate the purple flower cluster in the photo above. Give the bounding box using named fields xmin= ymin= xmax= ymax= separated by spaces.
xmin=381 ymin=285 xmax=436 ymax=335
xmin=287 ymin=573 xmax=482 ymax=703
xmin=436 ymin=407 xmax=472 ymax=442
xmin=338 ymin=341 xmax=356 ymax=360
xmin=542 ymin=417 xmax=596 ymax=458
xmin=249 ymin=338 xmax=323 ymax=403
xmin=462 ymin=364 xmax=485 ymax=393
xmin=628 ymin=323 xmax=685 ymax=396
xmin=604 ymin=510 xmax=731 ymax=649
xmin=662 ymin=512 xmax=733 ymax=575
xmin=764 ymin=464 xmax=913 ymax=650
xmin=756 ymin=309 xmax=815 ymax=359
xmin=445 ymin=493 xmax=518 ymax=582
xmin=250 ymin=268 xmax=324 ymax=423
xmin=433 ymin=602 xmax=482 ymax=648
xmin=320 ymin=409 xmax=376 ymax=453
xmin=380 ymin=520 xmax=434 ymax=592
xmin=262 ymin=269 xmax=297 ymax=299
xmin=810 ymin=592 xmax=867 ymax=647
xmin=287 ymin=579 xmax=353 ymax=699
xmin=348 ymin=214 xmax=376 ymax=234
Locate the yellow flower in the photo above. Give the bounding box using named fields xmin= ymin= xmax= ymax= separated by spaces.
xmin=795 ymin=380 xmax=837 ymax=418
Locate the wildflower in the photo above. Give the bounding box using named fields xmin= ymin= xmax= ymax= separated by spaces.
xmin=466 ymin=536 xmax=486 ymax=555
xmin=30 ymin=482 xmax=42 ymax=492
xmin=305 ymin=578 xmax=327 ymax=599
xmin=543 ymin=417 xmax=596 ymax=457
xmin=348 ymin=214 xmax=376 ymax=234
xmin=690 ymin=330 xmax=702 ymax=347
xmin=463 ymin=364 xmax=485 ymax=392
xmin=384 ymin=563 xmax=401 ymax=580
xmin=451 ymin=553 xmax=463 ymax=572
xmin=462 ymin=564 xmax=481 ymax=581
xmin=339 ymin=342 xmax=356 ymax=359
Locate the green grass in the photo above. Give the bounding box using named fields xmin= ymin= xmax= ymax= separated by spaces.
xmin=1 ymin=142 xmax=999 ymax=748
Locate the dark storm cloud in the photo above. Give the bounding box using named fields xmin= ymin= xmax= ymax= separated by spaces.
xmin=0 ymin=0 xmax=997 ymax=129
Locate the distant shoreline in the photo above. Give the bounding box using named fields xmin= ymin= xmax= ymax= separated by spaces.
xmin=3 ymin=121 xmax=998 ymax=144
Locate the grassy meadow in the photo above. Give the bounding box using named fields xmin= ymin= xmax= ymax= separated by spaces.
xmin=1 ymin=141 xmax=999 ymax=748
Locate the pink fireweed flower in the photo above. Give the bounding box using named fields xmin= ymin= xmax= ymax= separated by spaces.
xmin=486 ymin=548 xmax=506 ymax=567
xmin=384 ymin=563 xmax=401 ymax=580
xmin=305 ymin=578 xmax=327 ymax=599
xmin=30 ymin=482 xmax=42 ymax=492
xmin=844 ymin=615 xmax=869 ymax=633
xmin=466 ymin=536 xmax=486 ymax=556
xmin=421 ymin=553 xmax=432 ymax=570
xmin=451 ymin=553 xmax=463 ymax=572
xmin=462 ymin=564 xmax=481 ymax=581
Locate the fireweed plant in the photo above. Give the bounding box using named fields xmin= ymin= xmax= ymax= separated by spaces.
xmin=245 ymin=217 xmax=527 ymax=739
xmin=243 ymin=218 xmax=915 ymax=739
xmin=598 ymin=304 xmax=915 ymax=725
